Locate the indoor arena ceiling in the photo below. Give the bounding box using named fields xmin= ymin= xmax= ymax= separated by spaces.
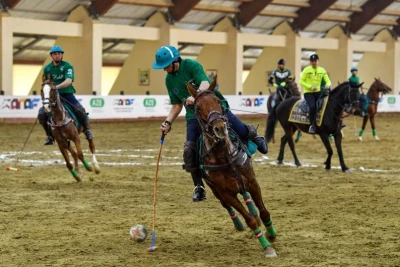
xmin=4 ymin=0 xmax=400 ymax=69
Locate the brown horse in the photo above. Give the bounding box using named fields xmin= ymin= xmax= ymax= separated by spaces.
xmin=358 ymin=78 xmax=392 ymax=141
xmin=266 ymin=77 xmax=301 ymax=143
xmin=186 ymin=76 xmax=277 ymax=258
xmin=41 ymin=75 xmax=100 ymax=182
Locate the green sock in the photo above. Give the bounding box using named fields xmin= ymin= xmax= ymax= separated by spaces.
xmin=359 ymin=129 xmax=364 ymax=137
xmin=372 ymin=129 xmax=377 ymax=136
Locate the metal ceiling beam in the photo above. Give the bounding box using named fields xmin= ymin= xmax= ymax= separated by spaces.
xmin=103 ymin=39 xmax=126 ymax=53
xmin=13 ymin=35 xmax=45 ymax=56
xmin=168 ymin=0 xmax=201 ymax=22
xmin=291 ymin=0 xmax=338 ymax=31
xmin=90 ymin=0 xmax=118 ymax=16
xmin=348 ymin=0 xmax=396 ymax=34
xmin=235 ymin=0 xmax=273 ymax=27
xmin=4 ymin=0 xmax=21 ymax=9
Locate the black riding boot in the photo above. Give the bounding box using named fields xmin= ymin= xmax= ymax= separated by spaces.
xmin=191 ymin=172 xmax=206 ymax=202
xmin=74 ymin=104 xmax=93 ymax=140
xmin=41 ymin=124 xmax=54 ymax=145
xmin=246 ymin=124 xmax=268 ymax=154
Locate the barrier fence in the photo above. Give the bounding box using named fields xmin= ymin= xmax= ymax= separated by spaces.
xmin=1 ymin=95 xmax=399 ymax=119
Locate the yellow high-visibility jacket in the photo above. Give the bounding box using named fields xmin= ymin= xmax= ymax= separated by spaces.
xmin=300 ymin=65 xmax=331 ymax=93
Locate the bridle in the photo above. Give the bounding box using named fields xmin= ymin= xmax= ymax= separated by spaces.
xmin=193 ymin=90 xmax=228 ymax=140
xmin=42 ymin=82 xmax=59 ymax=107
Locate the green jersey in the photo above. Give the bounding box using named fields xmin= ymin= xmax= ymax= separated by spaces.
xmin=165 ymin=59 xmax=228 ymax=121
xmin=348 ymin=75 xmax=360 ymax=85
xmin=271 ymin=68 xmax=291 ymax=87
xmin=43 ymin=61 xmax=76 ymax=94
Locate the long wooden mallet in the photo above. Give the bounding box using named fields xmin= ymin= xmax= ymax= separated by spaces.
xmin=147 ymin=132 xmax=166 ymax=252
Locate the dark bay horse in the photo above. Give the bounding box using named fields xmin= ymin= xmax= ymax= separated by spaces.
xmin=41 ymin=75 xmax=100 ymax=182
xmin=358 ymin=78 xmax=392 ymax=141
xmin=266 ymin=77 xmax=301 ymax=143
xmin=267 ymin=81 xmax=362 ymax=172
xmin=186 ymin=76 xmax=277 ymax=257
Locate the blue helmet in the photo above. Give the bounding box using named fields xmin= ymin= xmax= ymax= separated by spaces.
xmin=50 ymin=46 xmax=64 ymax=54
xmin=350 ymin=67 xmax=358 ymax=72
xmin=152 ymin=46 xmax=180 ymax=69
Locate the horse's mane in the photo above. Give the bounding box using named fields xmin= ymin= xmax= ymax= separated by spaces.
xmin=330 ymin=81 xmax=349 ymax=95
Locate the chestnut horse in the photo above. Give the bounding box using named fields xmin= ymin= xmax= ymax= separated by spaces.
xmin=41 ymin=75 xmax=100 ymax=182
xmin=358 ymin=78 xmax=392 ymax=141
xmin=186 ymin=76 xmax=277 ymax=258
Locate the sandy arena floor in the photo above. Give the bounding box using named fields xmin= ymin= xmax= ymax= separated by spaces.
xmin=1 ymin=115 xmax=399 ymax=267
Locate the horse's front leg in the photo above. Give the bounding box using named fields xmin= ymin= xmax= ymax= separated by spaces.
xmin=370 ymin=114 xmax=380 ymax=141
xmin=72 ymin=135 xmax=93 ymax=173
xmin=334 ymin=132 xmax=350 ymax=172
xmin=277 ymin=135 xmax=287 ymax=165
xmin=358 ymin=115 xmax=369 ymax=141
xmin=207 ymin=181 xmax=245 ymax=231
xmin=88 ymin=139 xmax=100 ymax=174
xmin=319 ymin=133 xmax=333 ymax=170
xmin=57 ymin=142 xmax=81 ymax=182
xmin=286 ymin=126 xmax=301 ymax=167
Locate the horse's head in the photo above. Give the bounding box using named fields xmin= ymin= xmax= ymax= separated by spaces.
xmin=373 ymin=78 xmax=392 ymax=94
xmin=41 ymin=74 xmax=59 ymax=112
xmin=186 ymin=75 xmax=227 ymax=140
xmin=284 ymin=76 xmax=300 ymax=97
xmin=347 ymin=82 xmax=364 ymax=113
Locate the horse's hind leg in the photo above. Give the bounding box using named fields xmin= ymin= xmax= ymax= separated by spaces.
xmin=208 ymin=184 xmax=245 ymax=231
xmin=67 ymin=143 xmax=80 ymax=174
xmin=88 ymin=139 xmax=100 ymax=174
xmin=223 ymin=192 xmax=277 ymax=257
xmin=58 ymin=145 xmax=81 ymax=182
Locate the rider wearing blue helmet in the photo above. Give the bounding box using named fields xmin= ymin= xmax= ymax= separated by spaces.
xmin=38 ymin=45 xmax=93 ymax=145
xmin=348 ymin=67 xmax=360 ymax=86
xmin=153 ymin=45 xmax=267 ymax=202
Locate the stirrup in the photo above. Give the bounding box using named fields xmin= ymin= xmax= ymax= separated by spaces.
xmin=44 ymin=136 xmax=54 ymax=145
xmin=308 ymin=125 xmax=316 ymax=134
xmin=192 ymin=186 xmax=206 ymax=202
xmin=84 ymin=129 xmax=94 ymax=140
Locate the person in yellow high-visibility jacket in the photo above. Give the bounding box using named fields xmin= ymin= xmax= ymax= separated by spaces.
xmin=300 ymin=54 xmax=332 ymax=134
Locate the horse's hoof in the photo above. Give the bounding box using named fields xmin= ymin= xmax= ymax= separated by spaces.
xmin=358 ymin=137 xmax=363 ymax=141
xmin=344 ymin=168 xmax=352 ymax=173
xmin=75 ymin=177 xmax=82 ymax=182
xmin=264 ymin=246 xmax=277 ymax=258
xmin=91 ymin=163 xmax=101 ymax=174
xmin=374 ymin=136 xmax=380 ymax=141
xmin=295 ymin=163 xmax=302 ymax=167
xmin=276 ymin=161 xmax=283 ymax=166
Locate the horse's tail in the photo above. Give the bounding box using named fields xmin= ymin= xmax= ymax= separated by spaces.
xmin=266 ymin=111 xmax=277 ymax=143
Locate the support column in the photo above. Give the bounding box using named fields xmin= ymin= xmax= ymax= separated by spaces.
xmin=0 ymin=13 xmax=13 ymax=95
xmin=394 ymin=40 xmax=400 ymax=94
xmin=316 ymin=25 xmax=352 ymax=86
xmin=197 ymin=17 xmax=242 ymax=95
xmin=29 ymin=6 xmax=101 ymax=95
xmin=109 ymin=12 xmax=172 ymax=95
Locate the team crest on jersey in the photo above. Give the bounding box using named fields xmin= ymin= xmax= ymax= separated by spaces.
xmin=60 ymin=67 xmax=64 ymax=72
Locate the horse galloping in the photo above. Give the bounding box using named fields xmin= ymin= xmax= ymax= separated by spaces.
xmin=186 ymin=76 xmax=277 ymax=258
xmin=358 ymin=78 xmax=392 ymax=141
xmin=41 ymin=75 xmax=100 ymax=181
xmin=267 ymin=81 xmax=363 ymax=172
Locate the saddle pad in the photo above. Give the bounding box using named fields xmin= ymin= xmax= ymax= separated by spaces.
xmin=288 ymin=97 xmax=329 ymax=126
xmin=63 ymin=104 xmax=80 ymax=128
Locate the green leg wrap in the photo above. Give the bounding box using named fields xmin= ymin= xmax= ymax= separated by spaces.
xmin=69 ymin=169 xmax=79 ymax=179
xmin=295 ymin=131 xmax=302 ymax=142
xmin=228 ymin=209 xmax=245 ymax=231
xmin=372 ymin=129 xmax=377 ymax=136
xmin=243 ymin=192 xmax=258 ymax=216
xmin=359 ymin=129 xmax=364 ymax=137
xmin=263 ymin=219 xmax=277 ymax=237
xmin=254 ymin=227 xmax=271 ymax=249
xmin=83 ymin=161 xmax=91 ymax=169
xmin=329 ymin=135 xmax=333 ymax=142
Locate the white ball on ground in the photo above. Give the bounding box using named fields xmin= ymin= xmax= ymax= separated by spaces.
xmin=129 ymin=224 xmax=148 ymax=243
xmin=359 ymin=166 xmax=365 ymax=171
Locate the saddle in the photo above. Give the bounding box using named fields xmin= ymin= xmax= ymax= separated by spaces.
xmin=288 ymin=95 xmax=329 ymax=126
